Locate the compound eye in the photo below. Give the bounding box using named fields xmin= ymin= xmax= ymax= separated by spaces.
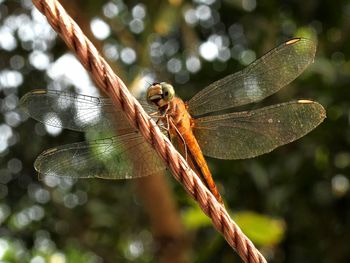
xmin=161 ymin=82 xmax=175 ymax=101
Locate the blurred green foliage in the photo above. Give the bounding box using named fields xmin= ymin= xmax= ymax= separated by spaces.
xmin=183 ymin=204 xmax=284 ymax=246
xmin=1 ymin=0 xmax=350 ymax=262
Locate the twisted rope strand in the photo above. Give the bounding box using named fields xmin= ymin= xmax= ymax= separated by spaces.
xmin=32 ymin=1 xmax=267 ymax=262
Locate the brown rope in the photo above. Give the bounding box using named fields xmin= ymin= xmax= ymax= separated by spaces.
xmin=32 ymin=1 xmax=267 ymax=262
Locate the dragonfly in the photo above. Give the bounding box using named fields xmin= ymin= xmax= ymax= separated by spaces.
xmin=20 ymin=38 xmax=326 ymax=204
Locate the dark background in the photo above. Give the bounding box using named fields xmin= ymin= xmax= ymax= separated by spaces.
xmin=0 ymin=0 xmax=349 ymax=262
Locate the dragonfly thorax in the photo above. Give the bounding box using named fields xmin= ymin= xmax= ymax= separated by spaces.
xmin=146 ymin=82 xmax=175 ymax=108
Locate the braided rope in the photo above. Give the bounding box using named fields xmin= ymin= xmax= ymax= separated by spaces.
xmin=32 ymin=1 xmax=267 ymax=262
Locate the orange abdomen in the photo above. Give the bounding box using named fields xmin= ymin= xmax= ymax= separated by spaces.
xmin=169 ymin=97 xmax=223 ymax=204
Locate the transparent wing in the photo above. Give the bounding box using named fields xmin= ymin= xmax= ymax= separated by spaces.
xmin=19 ymin=89 xmax=157 ymax=132
xmin=20 ymin=90 xmax=165 ymax=179
xmin=34 ymin=133 xmax=166 ymax=179
xmin=193 ymin=100 xmax=326 ymax=159
xmin=188 ymin=38 xmax=317 ymax=115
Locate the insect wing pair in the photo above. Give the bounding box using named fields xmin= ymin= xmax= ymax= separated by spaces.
xmin=20 ymin=38 xmax=326 ymax=180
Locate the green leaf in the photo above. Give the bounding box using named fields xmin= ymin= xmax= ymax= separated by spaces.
xmin=182 ymin=205 xmax=212 ymax=230
xmin=183 ymin=206 xmax=285 ymax=246
xmin=233 ymin=211 xmax=285 ymax=246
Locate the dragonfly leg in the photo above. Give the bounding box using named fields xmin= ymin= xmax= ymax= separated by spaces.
xmin=149 ymin=103 xmax=170 ymax=118
xmin=153 ymin=106 xmax=173 ymax=138
xmin=149 ymin=111 xmax=163 ymax=118
xmin=155 ymin=117 xmax=170 ymax=136
xmin=165 ymin=115 xmax=171 ymax=139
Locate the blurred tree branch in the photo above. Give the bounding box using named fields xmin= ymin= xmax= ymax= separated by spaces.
xmin=58 ymin=1 xmax=190 ymax=262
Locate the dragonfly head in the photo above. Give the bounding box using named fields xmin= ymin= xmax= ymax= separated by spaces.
xmin=146 ymin=82 xmax=175 ymax=107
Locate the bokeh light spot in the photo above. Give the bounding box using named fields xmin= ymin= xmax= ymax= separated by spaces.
xmin=332 ymin=174 xmax=349 ymax=197
xmin=199 ymin=41 xmax=218 ymax=61
xmin=120 ymin=47 xmax=137 ymax=64
xmin=186 ymin=56 xmax=201 ymax=73
xmin=239 ymin=49 xmax=256 ymax=65
xmin=90 ymin=18 xmax=111 ymax=40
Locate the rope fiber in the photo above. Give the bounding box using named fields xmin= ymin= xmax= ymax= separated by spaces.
xmin=32 ymin=0 xmax=267 ymax=262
